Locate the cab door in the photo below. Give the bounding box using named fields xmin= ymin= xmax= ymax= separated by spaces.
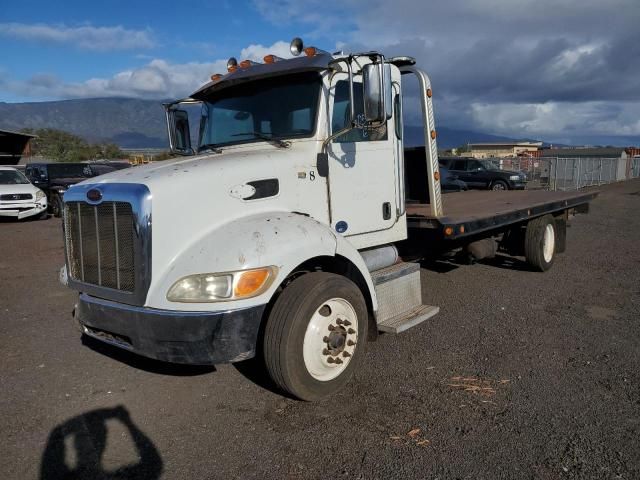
xmin=326 ymin=73 xmax=398 ymax=237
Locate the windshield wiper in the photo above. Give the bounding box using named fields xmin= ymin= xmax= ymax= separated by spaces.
xmin=231 ymin=132 xmax=291 ymax=148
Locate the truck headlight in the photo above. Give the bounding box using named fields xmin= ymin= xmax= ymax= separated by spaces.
xmin=509 ymin=175 xmax=520 ymax=181
xmin=167 ymin=267 xmax=277 ymax=302
xmin=35 ymin=190 xmax=46 ymax=201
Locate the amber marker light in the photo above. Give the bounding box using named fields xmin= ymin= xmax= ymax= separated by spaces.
xmin=210 ymin=74 xmax=222 ymax=81
xmin=444 ymin=226 xmax=454 ymax=236
xmin=304 ymin=46 xmax=317 ymax=57
xmin=263 ymin=54 xmax=283 ymax=64
xmin=234 ymin=267 xmax=276 ymax=298
xmin=426 ymin=88 xmax=432 ymax=98
xmin=434 ymin=171 xmax=440 ymax=181
xmin=431 ymin=130 xmax=437 ymax=139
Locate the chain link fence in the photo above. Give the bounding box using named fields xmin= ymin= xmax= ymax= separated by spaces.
xmin=494 ymin=156 xmax=640 ymax=191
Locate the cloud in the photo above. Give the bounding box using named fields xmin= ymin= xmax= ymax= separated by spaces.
xmin=249 ymin=0 xmax=640 ymax=142
xmin=0 ymin=23 xmax=155 ymax=50
xmin=240 ymin=41 xmax=292 ymax=62
xmin=0 ymin=41 xmax=294 ymax=100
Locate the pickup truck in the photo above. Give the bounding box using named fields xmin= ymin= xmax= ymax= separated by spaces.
xmin=60 ymin=38 xmax=596 ymax=401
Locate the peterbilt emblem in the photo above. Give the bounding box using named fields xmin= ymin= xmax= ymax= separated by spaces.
xmin=87 ymin=189 xmax=102 ymax=202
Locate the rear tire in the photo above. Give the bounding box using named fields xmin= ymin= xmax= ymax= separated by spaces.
xmin=263 ymin=272 xmax=368 ymax=401
xmin=525 ymin=214 xmax=556 ymax=271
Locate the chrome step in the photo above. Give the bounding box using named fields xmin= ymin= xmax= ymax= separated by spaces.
xmin=377 ymin=305 xmax=440 ymax=334
xmin=370 ymin=262 xmax=440 ymax=334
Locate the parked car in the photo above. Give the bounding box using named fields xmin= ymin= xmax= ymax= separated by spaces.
xmin=440 ymin=157 xmax=527 ymax=190
xmin=0 ymin=166 xmax=48 ymax=220
xmin=439 ymin=166 xmax=468 ymax=192
xmin=24 ymin=162 xmax=131 ymax=217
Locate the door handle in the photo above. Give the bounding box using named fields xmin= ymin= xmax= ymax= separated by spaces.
xmin=382 ymin=202 xmax=392 ymax=220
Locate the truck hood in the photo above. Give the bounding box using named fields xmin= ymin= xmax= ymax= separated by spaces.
xmin=84 ymin=145 xmax=305 ymax=191
xmin=69 ymin=142 xmax=326 ymax=295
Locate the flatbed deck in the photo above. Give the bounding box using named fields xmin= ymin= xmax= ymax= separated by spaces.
xmin=407 ymin=189 xmax=598 ymax=239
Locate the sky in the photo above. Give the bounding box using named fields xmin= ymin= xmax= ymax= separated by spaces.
xmin=1 ymin=0 xmax=639 ymax=144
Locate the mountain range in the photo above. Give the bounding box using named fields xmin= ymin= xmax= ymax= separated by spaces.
xmin=0 ymin=97 xmax=624 ymax=150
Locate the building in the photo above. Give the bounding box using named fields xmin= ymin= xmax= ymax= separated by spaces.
xmin=541 ymin=147 xmax=628 ymax=159
xmin=467 ymin=142 xmax=543 ymax=158
xmin=0 ymin=129 xmax=36 ymax=165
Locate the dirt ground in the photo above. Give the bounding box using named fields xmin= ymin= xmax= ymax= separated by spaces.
xmin=1 ymin=179 xmax=639 ymax=480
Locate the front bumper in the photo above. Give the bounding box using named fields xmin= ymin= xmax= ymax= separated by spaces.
xmin=75 ymin=294 xmax=266 ymax=365
xmin=510 ymin=181 xmax=527 ymax=190
xmin=0 ymin=201 xmax=47 ymax=219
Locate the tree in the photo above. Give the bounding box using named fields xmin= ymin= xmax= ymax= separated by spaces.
xmin=19 ymin=128 xmax=124 ymax=162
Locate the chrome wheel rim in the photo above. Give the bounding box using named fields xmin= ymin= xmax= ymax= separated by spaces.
xmin=492 ymin=182 xmax=506 ymax=191
xmin=303 ymin=298 xmax=358 ymax=382
xmin=543 ymin=223 xmax=555 ymax=263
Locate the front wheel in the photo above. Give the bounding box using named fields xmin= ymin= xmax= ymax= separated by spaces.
xmin=51 ymin=194 xmax=64 ymax=218
xmin=263 ymin=272 xmax=368 ymax=401
xmin=491 ymin=180 xmax=509 ymax=191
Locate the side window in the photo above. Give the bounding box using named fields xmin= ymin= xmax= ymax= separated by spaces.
xmin=451 ymin=160 xmax=467 ymax=171
xmin=393 ymin=93 xmax=402 ymax=140
xmin=332 ymin=80 xmax=387 ymax=143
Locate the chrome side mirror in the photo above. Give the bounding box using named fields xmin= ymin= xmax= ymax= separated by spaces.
xmin=362 ymin=62 xmax=392 ymax=124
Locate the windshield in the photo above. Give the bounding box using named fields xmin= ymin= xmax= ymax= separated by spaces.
xmin=0 ymin=169 xmax=30 ymax=185
xmin=198 ymin=72 xmax=322 ymax=150
xmin=48 ymin=164 xmax=93 ymax=179
xmin=479 ymin=160 xmax=501 ymax=171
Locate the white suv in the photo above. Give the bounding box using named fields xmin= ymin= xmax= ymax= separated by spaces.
xmin=0 ymin=166 xmax=48 ymax=220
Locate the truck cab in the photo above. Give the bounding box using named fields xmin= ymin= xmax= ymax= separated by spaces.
xmin=61 ymin=38 xmax=594 ymax=401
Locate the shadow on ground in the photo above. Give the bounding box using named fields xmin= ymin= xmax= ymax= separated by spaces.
xmin=40 ymin=406 xmax=162 ymax=480
xmin=82 ymin=335 xmax=216 ymax=376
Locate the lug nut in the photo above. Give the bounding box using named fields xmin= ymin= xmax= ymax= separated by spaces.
xmin=323 ymin=336 xmax=330 ymax=342
xmin=343 ymin=320 xmax=352 ymax=326
xmin=336 ymin=319 xmax=343 ymax=325
xmin=342 ymin=351 xmax=351 ymax=358
xmin=335 ymin=358 xmax=343 ymax=364
xmin=322 ymin=349 xmax=331 ymax=355
xmin=327 ymin=357 xmax=336 ymax=364
xmin=347 ymin=328 xmax=356 ymax=334
xmin=347 ymin=340 xmax=356 ymax=346
xmin=328 ymin=325 xmax=335 ymax=331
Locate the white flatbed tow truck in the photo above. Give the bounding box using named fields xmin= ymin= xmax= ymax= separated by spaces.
xmin=61 ymin=38 xmax=596 ymax=400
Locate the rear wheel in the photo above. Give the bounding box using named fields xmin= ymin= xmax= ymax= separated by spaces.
xmin=525 ymin=214 xmax=556 ymax=271
xmin=263 ymin=272 xmax=368 ymax=401
xmin=491 ymin=180 xmax=508 ymax=191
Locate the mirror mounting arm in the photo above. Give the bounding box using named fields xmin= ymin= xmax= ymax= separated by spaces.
xmin=320 ymin=57 xmax=357 ymax=157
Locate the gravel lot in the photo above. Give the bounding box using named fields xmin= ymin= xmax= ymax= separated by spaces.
xmin=1 ymin=179 xmax=639 ymax=480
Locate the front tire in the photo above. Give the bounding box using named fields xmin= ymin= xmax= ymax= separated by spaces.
xmin=525 ymin=214 xmax=556 ymax=271
xmin=263 ymin=272 xmax=368 ymax=401
xmin=51 ymin=194 xmax=63 ymax=218
xmin=491 ymin=180 xmax=508 ymax=191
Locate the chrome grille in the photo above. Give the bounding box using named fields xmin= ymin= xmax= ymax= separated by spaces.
xmin=65 ymin=201 xmax=135 ymax=292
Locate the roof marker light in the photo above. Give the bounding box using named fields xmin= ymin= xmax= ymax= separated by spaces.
xmin=263 ymin=54 xmax=284 ymax=64
xmin=239 ymin=59 xmax=259 ymax=69
xmin=210 ymin=73 xmax=223 ymax=81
